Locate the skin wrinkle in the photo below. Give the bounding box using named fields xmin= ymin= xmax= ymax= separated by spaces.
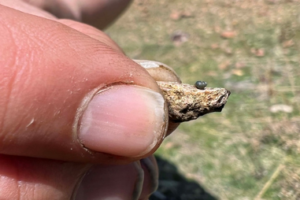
xmin=57 ymin=20 xmax=125 ymax=53
xmin=21 ymin=28 xmax=52 ymax=53
xmin=51 ymin=21 xmax=124 ymax=66
xmin=0 ymin=6 xmax=54 ymax=153
xmin=0 ymin=24 xmax=20 ymax=151
xmin=12 ymin=23 xmax=68 ymax=141
xmin=0 ymin=14 xmax=50 ymax=151
xmin=7 ymin=18 xmax=114 ymax=149
xmin=67 ymin=40 xmax=120 ymax=72
xmin=30 ymin=17 xmax=138 ymax=92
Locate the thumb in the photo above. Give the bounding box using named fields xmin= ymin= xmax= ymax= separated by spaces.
xmin=0 ymin=5 xmax=168 ymax=163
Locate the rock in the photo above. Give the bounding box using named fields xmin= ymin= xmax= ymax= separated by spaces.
xmin=157 ymin=81 xmax=230 ymax=122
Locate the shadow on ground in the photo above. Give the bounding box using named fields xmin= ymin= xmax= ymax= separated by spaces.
xmin=150 ymin=155 xmax=218 ymax=200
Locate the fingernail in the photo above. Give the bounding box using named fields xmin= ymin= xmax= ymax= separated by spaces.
xmin=78 ymin=85 xmax=167 ymax=157
xmin=73 ymin=162 xmax=144 ymax=200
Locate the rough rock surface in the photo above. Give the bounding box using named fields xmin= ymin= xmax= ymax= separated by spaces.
xmin=157 ymin=81 xmax=230 ymax=122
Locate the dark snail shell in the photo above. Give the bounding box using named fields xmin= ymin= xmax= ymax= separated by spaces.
xmin=195 ymin=81 xmax=207 ymax=89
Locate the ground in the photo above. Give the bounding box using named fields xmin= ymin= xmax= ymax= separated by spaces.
xmin=106 ymin=0 xmax=300 ymax=199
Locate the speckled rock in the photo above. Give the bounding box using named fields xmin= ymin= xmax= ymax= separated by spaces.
xmin=157 ymin=81 xmax=230 ymax=122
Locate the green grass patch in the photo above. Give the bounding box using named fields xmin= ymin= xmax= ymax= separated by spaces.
xmin=107 ymin=0 xmax=300 ymax=199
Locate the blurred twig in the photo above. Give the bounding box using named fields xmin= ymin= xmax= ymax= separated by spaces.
xmin=254 ymin=161 xmax=285 ymax=200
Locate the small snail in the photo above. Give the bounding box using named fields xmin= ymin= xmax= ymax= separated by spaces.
xmin=195 ymin=81 xmax=207 ymax=89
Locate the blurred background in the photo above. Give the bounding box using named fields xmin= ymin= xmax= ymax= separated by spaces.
xmin=106 ymin=0 xmax=300 ymax=199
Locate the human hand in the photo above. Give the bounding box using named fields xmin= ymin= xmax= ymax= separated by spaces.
xmin=0 ymin=1 xmax=178 ymax=199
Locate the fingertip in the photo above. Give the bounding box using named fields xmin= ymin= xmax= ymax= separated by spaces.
xmin=78 ymin=85 xmax=168 ymax=158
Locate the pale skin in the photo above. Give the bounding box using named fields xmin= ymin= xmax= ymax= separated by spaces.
xmin=0 ymin=0 xmax=179 ymax=199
